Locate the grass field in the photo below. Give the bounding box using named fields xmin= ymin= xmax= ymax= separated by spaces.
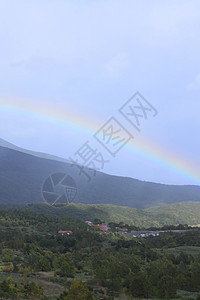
xmin=167 ymin=246 xmax=200 ymax=257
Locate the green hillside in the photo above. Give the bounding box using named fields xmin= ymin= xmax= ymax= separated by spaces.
xmin=4 ymin=201 xmax=200 ymax=228
xmin=146 ymin=201 xmax=200 ymax=226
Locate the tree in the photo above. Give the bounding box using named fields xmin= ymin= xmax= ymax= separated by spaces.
xmin=127 ymin=270 xmax=149 ymax=298
xmin=156 ymin=275 xmax=176 ymax=299
xmin=54 ymin=254 xmax=75 ymax=277
xmin=66 ymin=281 xmax=93 ymax=300
xmin=2 ymin=248 xmax=14 ymax=262
xmin=38 ymin=256 xmax=51 ymax=272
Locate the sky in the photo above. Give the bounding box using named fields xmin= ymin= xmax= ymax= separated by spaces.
xmin=0 ymin=0 xmax=200 ymax=185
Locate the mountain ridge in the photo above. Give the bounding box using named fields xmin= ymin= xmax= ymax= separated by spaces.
xmin=0 ymin=138 xmax=69 ymax=163
xmin=0 ymin=139 xmax=200 ymax=209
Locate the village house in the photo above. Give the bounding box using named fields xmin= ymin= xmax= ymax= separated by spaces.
xmin=85 ymin=221 xmax=110 ymax=232
xmin=84 ymin=221 xmax=95 ymax=226
xmin=58 ymin=230 xmax=73 ymax=236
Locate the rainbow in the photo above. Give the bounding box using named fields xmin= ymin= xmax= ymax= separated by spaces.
xmin=1 ymin=96 xmax=200 ymax=185
xmin=128 ymin=138 xmax=200 ymax=185
xmin=0 ymin=96 xmax=98 ymax=136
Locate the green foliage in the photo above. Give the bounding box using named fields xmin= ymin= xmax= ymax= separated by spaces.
xmin=66 ymin=280 xmax=93 ymax=300
xmin=0 ymin=278 xmax=44 ymax=298
xmin=2 ymin=248 xmax=14 ymax=262
xmin=0 ymin=208 xmax=200 ymax=298
xmin=54 ymin=253 xmax=75 ymax=277
xmin=5 ymin=201 xmax=200 ymax=227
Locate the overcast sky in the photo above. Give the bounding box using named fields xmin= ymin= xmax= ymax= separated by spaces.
xmin=0 ymin=0 xmax=200 ymax=185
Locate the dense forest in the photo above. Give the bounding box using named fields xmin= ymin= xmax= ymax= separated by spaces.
xmin=0 ymin=208 xmax=200 ymax=299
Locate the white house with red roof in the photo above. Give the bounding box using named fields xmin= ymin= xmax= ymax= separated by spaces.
xmin=58 ymin=230 xmax=73 ymax=235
